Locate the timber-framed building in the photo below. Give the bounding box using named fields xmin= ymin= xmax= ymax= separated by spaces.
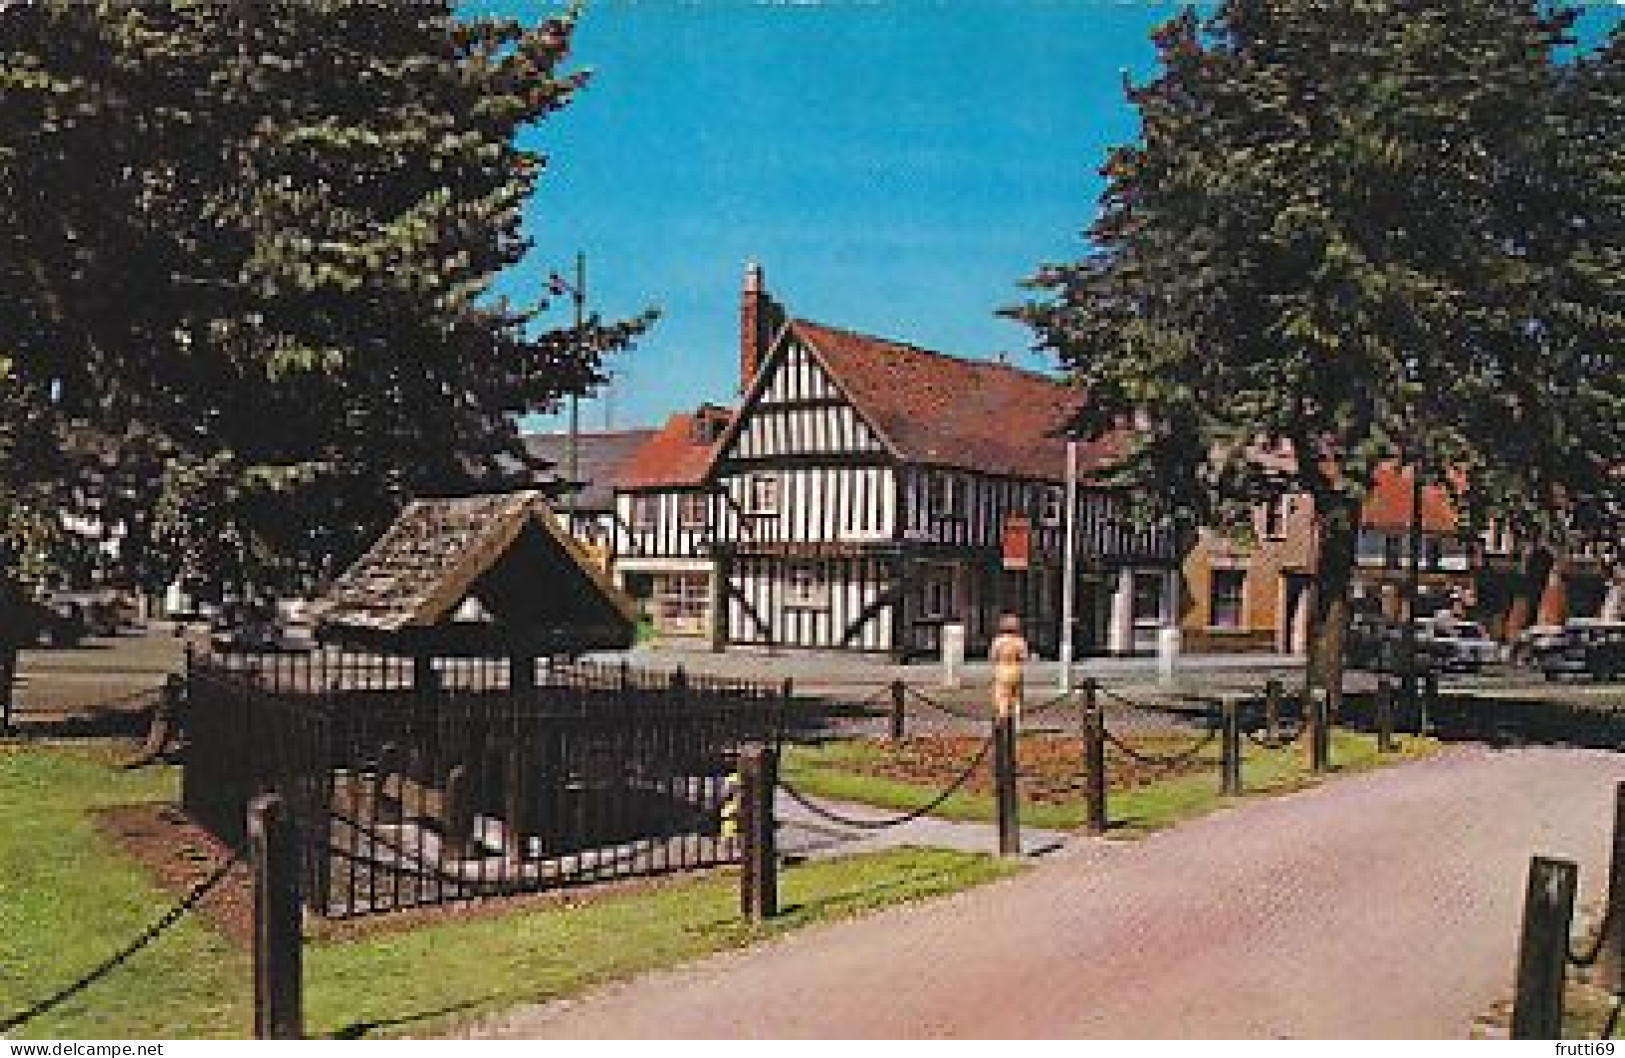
xmin=613 ymin=265 xmax=1182 ymax=660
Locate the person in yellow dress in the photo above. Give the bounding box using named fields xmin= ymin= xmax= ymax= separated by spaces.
xmin=989 ymin=613 xmax=1027 ymax=719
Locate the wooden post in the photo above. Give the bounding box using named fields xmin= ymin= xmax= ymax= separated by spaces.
xmin=739 ymin=743 xmax=779 ymax=921
xmin=993 ymin=712 xmax=1020 ymax=856
xmin=413 ymin=654 xmax=438 ymax=694
xmin=504 ymin=742 xmax=531 ymax=862
xmin=1083 ymin=678 xmax=1108 ymax=835
xmin=442 ymin=764 xmax=472 ymax=859
xmin=1511 ymin=855 xmax=1578 ymax=1039
xmin=1376 ymin=677 xmax=1396 ymax=754
xmin=509 ymin=653 xmax=535 ymax=695
xmin=1221 ymin=696 xmax=1242 ymax=797
xmin=1263 ymin=678 xmax=1281 ymax=746
xmin=889 ymin=679 xmax=907 ymax=743
xmin=1309 ymin=690 xmax=1330 ymax=774
xmin=249 ymin=793 xmax=303 ymax=1040
xmin=1598 ymin=782 xmax=1625 ymax=996
xmin=1422 ymin=669 xmax=1439 ymax=734
xmin=373 ymin=742 xmax=401 ymax=823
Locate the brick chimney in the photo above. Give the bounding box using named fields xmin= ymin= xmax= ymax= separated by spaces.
xmin=739 ymin=261 xmax=782 ymax=394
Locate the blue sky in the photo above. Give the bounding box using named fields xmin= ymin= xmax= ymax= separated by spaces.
xmin=504 ymin=1 xmax=1625 ymax=434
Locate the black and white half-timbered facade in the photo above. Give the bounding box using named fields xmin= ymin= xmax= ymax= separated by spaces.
xmin=608 ymin=405 xmax=731 ymax=639
xmin=670 ymin=264 xmax=1182 ymax=660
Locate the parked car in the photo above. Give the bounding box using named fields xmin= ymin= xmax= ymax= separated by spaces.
xmin=1532 ymin=620 xmax=1625 ymax=682
xmin=1345 ymin=615 xmax=1449 ymax=676
xmin=49 ymin=589 xmax=139 ymax=637
xmin=1416 ymin=616 xmax=1501 ymax=672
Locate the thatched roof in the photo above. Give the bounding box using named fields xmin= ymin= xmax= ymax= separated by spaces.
xmin=313 ymin=491 xmax=637 ymax=655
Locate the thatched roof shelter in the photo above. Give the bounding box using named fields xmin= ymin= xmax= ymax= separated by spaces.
xmin=313 ymin=491 xmax=637 ymax=656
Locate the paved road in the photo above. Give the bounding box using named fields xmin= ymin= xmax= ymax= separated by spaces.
xmin=467 ymin=745 xmax=1625 ymax=1039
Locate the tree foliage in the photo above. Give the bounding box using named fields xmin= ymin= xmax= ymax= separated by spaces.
xmin=0 ymin=0 xmax=649 ymax=598
xmin=1017 ymin=0 xmax=1623 ymax=696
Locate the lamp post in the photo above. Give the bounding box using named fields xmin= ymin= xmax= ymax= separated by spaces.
xmin=1402 ymin=458 xmax=1425 ymax=714
xmin=547 ymin=252 xmax=587 ymax=525
xmin=1059 ymin=437 xmax=1078 ymax=693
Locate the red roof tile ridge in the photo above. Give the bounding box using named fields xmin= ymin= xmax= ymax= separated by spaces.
xmin=791 ymin=317 xmax=1068 ymax=390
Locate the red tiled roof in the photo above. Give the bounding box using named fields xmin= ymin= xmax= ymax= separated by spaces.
xmin=1361 ymin=462 xmax=1459 ymax=534
xmin=790 ymin=319 xmax=1121 ymax=481
xmin=614 ymin=407 xmax=733 ymax=489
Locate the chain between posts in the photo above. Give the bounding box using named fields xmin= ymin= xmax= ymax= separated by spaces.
xmin=0 ymin=847 xmax=243 ymax=1034
xmin=1101 ymin=723 xmax=1221 ymax=767
xmin=777 ymin=735 xmax=995 ymax=830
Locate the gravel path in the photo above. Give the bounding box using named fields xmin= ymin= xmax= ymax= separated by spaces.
xmin=466 ymin=744 xmax=1625 ymax=1039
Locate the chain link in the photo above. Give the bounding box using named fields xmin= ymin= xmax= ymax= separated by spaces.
xmin=901 ymin=685 xmax=987 ymax=720
xmin=778 ymin=735 xmax=995 ymax=831
xmin=0 ymin=845 xmax=243 ymax=1034
xmin=1102 ymin=724 xmax=1221 ymax=767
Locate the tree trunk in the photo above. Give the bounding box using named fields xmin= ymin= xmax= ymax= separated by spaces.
xmin=1504 ymin=546 xmax=1555 ymax=643
xmin=0 ymin=571 xmax=26 ymax=730
xmin=1306 ymin=498 xmax=1361 ymax=721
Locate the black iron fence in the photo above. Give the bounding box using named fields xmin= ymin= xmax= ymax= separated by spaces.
xmin=182 ymin=648 xmax=784 ymax=918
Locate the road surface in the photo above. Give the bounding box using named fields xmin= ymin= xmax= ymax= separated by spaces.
xmin=467 ymin=744 xmax=1625 ymax=1039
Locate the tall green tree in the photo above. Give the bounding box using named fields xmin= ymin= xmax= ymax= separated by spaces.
xmin=0 ymin=0 xmax=647 ymax=595
xmin=1017 ymin=1 xmax=1622 ymax=707
xmin=0 ymin=1 xmax=650 ymax=714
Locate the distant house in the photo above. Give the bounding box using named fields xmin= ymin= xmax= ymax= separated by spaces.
xmin=519 ymin=428 xmax=655 ymax=557
xmin=610 ymin=405 xmax=733 ymax=639
xmin=1180 ymin=461 xmax=1619 ymax=650
xmin=615 ymin=265 xmax=1182 ymax=660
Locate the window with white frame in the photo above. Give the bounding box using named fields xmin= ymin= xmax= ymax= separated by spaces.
xmin=926 ymin=471 xmax=961 ymax=519
xmin=1262 ymin=498 xmax=1286 ymax=540
xmin=784 ymin=562 xmax=829 ymax=609
xmin=1209 ymin=569 xmax=1246 ymax=629
xmin=678 ymin=491 xmax=708 ymax=529
xmin=631 ymin=494 xmax=658 ymax=530
xmin=1039 ymin=486 xmax=1065 ymax=527
xmin=746 ymin=473 xmax=779 ymax=516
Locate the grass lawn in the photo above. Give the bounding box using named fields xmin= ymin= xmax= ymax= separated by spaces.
xmin=782 ymin=728 xmax=1442 ymax=834
xmin=0 ymin=741 xmax=1018 ymax=1039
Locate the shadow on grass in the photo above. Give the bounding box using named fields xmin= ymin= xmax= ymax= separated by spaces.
xmin=329 ymin=998 xmax=490 ymax=1039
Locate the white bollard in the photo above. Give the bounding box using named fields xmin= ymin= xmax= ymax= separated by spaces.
xmin=941 ymin=622 xmax=966 ymax=689
xmin=1157 ymin=625 xmax=1181 ymax=686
